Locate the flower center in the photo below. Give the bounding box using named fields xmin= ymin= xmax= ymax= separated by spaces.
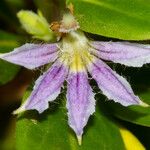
xmin=59 ymin=31 xmax=94 ymax=72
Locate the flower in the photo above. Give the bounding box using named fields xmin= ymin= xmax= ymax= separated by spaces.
xmin=0 ymin=11 xmax=149 ymax=145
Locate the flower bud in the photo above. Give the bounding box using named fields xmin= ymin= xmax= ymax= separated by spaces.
xmin=17 ymin=10 xmax=56 ymax=41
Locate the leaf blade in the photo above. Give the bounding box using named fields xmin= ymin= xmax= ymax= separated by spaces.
xmin=67 ymin=0 xmax=150 ymax=40
xmin=15 ymin=98 xmax=125 ymax=150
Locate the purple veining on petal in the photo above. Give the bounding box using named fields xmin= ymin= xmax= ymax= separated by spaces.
xmin=88 ymin=58 xmax=141 ymax=106
xmin=23 ymin=60 xmax=68 ymax=113
xmin=0 ymin=43 xmax=59 ymax=69
xmin=66 ymin=71 xmax=95 ymax=137
xmin=90 ymin=41 xmax=150 ymax=67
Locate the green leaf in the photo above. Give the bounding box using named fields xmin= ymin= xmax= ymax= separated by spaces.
xmin=15 ymin=97 xmax=125 ymax=149
xmin=67 ymin=0 xmax=150 ymax=40
xmin=107 ymin=89 xmax=150 ymax=127
xmin=0 ymin=30 xmax=20 ymax=85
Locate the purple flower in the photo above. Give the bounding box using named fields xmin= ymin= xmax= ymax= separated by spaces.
xmin=0 ymin=12 xmax=149 ymax=145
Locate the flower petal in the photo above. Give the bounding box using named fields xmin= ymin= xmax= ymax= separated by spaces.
xmin=88 ymin=58 xmax=143 ymax=106
xmin=67 ymin=71 xmax=95 ymax=142
xmin=15 ymin=59 xmax=68 ymax=113
xmin=0 ymin=43 xmax=58 ymax=69
xmin=91 ymin=41 xmax=150 ymax=67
